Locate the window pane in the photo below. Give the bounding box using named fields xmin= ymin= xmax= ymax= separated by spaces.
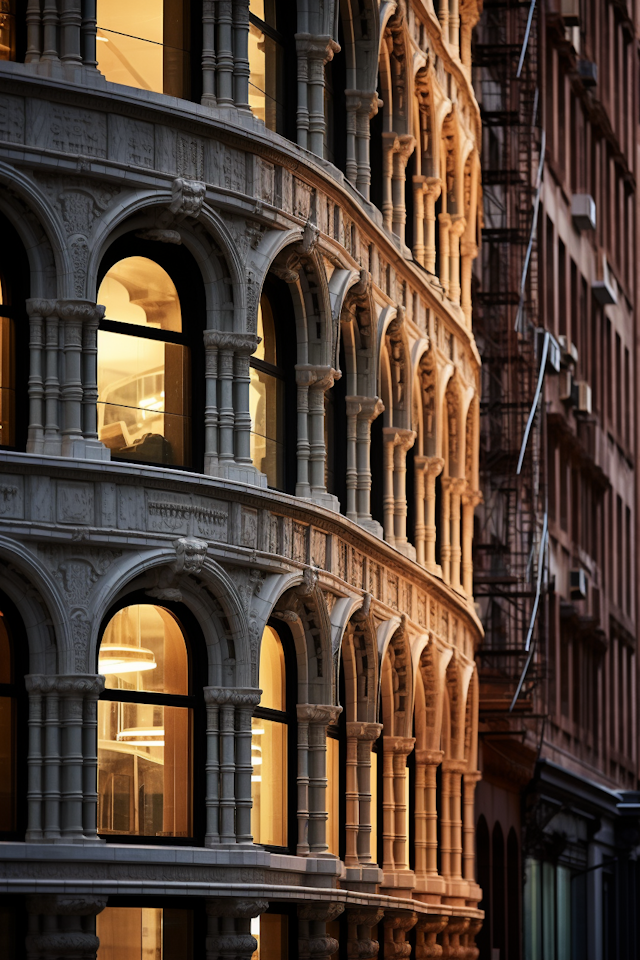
xmin=326 ymin=736 xmax=340 ymax=856
xmin=97 ymin=332 xmax=190 ymax=466
xmin=248 ymin=27 xmax=282 ymax=132
xmin=251 ymin=914 xmax=288 ymax=960
xmin=251 ymin=717 xmax=286 ymax=846
xmin=250 ymin=367 xmax=284 ymax=488
xmin=255 ymin=297 xmax=277 ymax=365
xmin=258 ymin=626 xmax=285 ymax=711
xmin=0 ymin=696 xmax=15 ymax=832
xmin=98 ymin=702 xmax=192 ymax=837
xmin=370 ymin=750 xmax=377 ymax=861
xmin=100 ymin=604 xmax=188 ymax=696
xmin=0 ymin=315 xmax=15 ymax=447
xmin=97 ymin=907 xmax=193 ymax=960
xmin=0 ymin=1 xmax=15 ymax=62
xmin=96 ymin=0 xmax=188 ymax=97
xmin=98 ymin=258 xmax=182 ymax=333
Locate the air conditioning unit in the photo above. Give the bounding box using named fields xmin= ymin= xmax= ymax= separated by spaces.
xmin=560 ymin=0 xmax=580 ymax=25
xmin=559 ymin=370 xmax=573 ymax=400
xmin=570 ymin=568 xmax=587 ymax=600
xmin=558 ymin=334 xmax=579 ymax=366
xmin=578 ymin=60 xmax=598 ymax=86
xmin=536 ymin=329 xmax=561 ymax=373
xmin=572 ymin=380 xmax=592 ymax=414
xmin=571 ymin=193 xmax=596 ymax=231
xmin=593 ymin=254 xmax=617 ymax=305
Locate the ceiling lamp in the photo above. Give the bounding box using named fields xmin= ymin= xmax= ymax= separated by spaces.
xmin=117 ymin=727 xmax=165 ymax=747
xmin=98 ymin=643 xmax=157 ymax=675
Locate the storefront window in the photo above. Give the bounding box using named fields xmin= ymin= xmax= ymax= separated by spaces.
xmin=97 ymin=257 xmax=191 ymax=467
xmin=248 ymin=0 xmax=285 ymax=132
xmin=97 ymin=605 xmax=193 ymax=839
xmin=96 ymin=0 xmax=190 ymax=98
xmin=250 ymin=295 xmax=285 ymax=489
xmin=97 ymin=906 xmax=193 ymax=960
xmin=0 ymin=279 xmax=15 ymax=448
xmin=0 ymin=611 xmax=16 ymax=834
xmin=252 ymin=626 xmax=289 ymax=848
xmin=250 ymin=914 xmax=289 ymax=960
xmin=326 ymin=733 xmax=340 ymax=856
xmin=0 ymin=1 xmax=15 ymax=62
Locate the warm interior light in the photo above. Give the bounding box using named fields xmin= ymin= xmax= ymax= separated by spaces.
xmin=96 ymin=36 xmax=109 ymax=41
xmin=117 ymin=726 xmax=165 ymax=747
xmin=98 ymin=643 xmax=157 ymax=675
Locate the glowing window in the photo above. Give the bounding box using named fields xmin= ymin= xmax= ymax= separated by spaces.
xmin=0 ymin=2 xmax=15 ymax=62
xmin=97 ymin=907 xmax=193 ymax=960
xmin=97 ymin=257 xmax=191 ymax=467
xmin=250 ymin=914 xmax=289 ymax=959
xmin=250 ymin=295 xmax=285 ymax=489
xmin=0 ymin=276 xmax=15 ymax=448
xmin=326 ymin=734 xmax=340 ymax=856
xmin=96 ymin=0 xmax=190 ymax=98
xmin=252 ymin=626 xmax=289 ymax=848
xmin=248 ymin=0 xmax=285 ymax=132
xmin=0 ymin=612 xmax=16 ymax=834
xmin=97 ymin=605 xmax=193 ymax=839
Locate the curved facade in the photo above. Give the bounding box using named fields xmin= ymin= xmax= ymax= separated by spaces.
xmin=0 ymin=1 xmax=483 ymax=956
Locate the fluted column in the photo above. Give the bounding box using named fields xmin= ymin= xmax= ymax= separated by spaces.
xmin=463 ymin=770 xmax=481 ymax=881
xmin=344 ymin=721 xmax=382 ymax=867
xmin=414 ymin=457 xmax=428 ymax=566
xmin=206 ymin=898 xmax=268 ymax=960
xmin=381 ymin=133 xmax=399 ymax=233
xmin=26 ymin=0 xmax=42 ymax=61
xmin=449 ymin=477 xmax=466 ymax=592
xmin=414 ymin=749 xmax=444 ymax=883
xmin=202 ymin=1 xmax=217 ymax=105
xmin=382 ymin=427 xmax=416 ymax=557
xmin=297 ymin=703 xmax=342 ymax=856
xmin=356 ymin=397 xmax=385 ymax=534
xmin=461 ymin=239 xmax=478 ymax=327
xmin=25 ymin=675 xmax=104 ymax=844
xmin=448 ymin=216 xmax=466 ymax=305
xmin=25 ymin=299 xmax=49 ymax=454
xmin=295 ymin=365 xmax=340 ymax=507
xmin=203 ymin=687 xmax=261 ymax=846
xmin=438 ymin=213 xmax=452 ymax=296
xmin=232 ymin=0 xmax=251 ymax=111
xmin=295 ymin=36 xmax=339 ymax=157
xmin=381 ymin=736 xmax=415 ymax=885
xmin=424 ymin=178 xmax=442 ymax=274
xmin=27 ymin=894 xmax=107 ymax=960
xmin=441 ymin=477 xmax=452 ymax=584
xmin=425 ymin=457 xmax=445 ymax=574
xmin=59 ymin=0 xmax=83 ymax=63
xmin=392 ymin=136 xmax=416 ymax=244
xmin=462 ymin=488 xmax=482 ymax=596
xmin=203 ymin=331 xmax=259 ymax=478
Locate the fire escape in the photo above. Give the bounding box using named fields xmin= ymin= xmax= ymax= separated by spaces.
xmin=473 ymin=0 xmax=549 ymax=775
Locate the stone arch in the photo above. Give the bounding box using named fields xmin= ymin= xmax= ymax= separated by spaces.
xmin=379 ymin=619 xmax=412 ymax=736
xmin=416 ymin=345 xmax=439 ymax=457
xmin=444 ymin=653 xmax=466 ymax=761
xmin=87 ymin=547 xmax=252 ymax=688
xmin=338 ymin=270 xmax=376 ymax=397
xmin=271 ymin=569 xmax=334 ymax=705
xmin=441 ymin=108 xmax=462 ymax=216
xmin=340 ymin=599 xmax=378 ymax=723
xmin=414 ymin=637 xmax=445 ymax=753
xmin=463 ymin=667 xmax=479 ymax=770
xmin=379 ymin=306 xmax=412 ymax=430
xmin=269 ymin=240 xmax=334 ymax=368
xmin=378 ymin=0 xmax=411 ymax=135
xmin=464 ymin=394 xmax=479 ymax=491
xmin=444 ymin=373 xmax=463 ymax=477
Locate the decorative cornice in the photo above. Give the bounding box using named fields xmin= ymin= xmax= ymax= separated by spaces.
xmin=25 ymin=675 xmax=105 ymax=697
xmin=297 ymin=703 xmax=343 ymax=725
xmin=204 ymin=686 xmax=262 ymax=707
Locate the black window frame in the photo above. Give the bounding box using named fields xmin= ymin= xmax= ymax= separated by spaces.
xmin=96 ymin=234 xmax=205 ymax=472
xmin=95 ymin=895 xmax=206 ymax=960
xmin=0 ymin=588 xmax=28 ymax=841
xmin=96 ymin=591 xmax=207 ymax=846
xmin=0 ymin=210 xmax=30 ymax=452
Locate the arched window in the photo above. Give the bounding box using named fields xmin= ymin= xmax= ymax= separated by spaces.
xmin=0 ymin=211 xmax=29 ymax=450
xmin=252 ymin=625 xmax=293 ymax=849
xmin=0 ymin=596 xmax=25 ymax=838
xmin=97 ymin=240 xmax=204 ymax=468
xmin=97 ymin=603 xmax=198 ymax=841
xmin=96 ymin=0 xmax=191 ymax=98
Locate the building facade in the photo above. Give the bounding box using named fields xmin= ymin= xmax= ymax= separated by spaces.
xmin=474 ymin=0 xmax=640 ymax=957
xmin=0 ymin=1 xmax=485 ymax=957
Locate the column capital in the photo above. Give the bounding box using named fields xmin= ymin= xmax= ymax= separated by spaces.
xmin=203 ymin=330 xmax=260 ymax=355
xmin=461 ymin=238 xmax=479 ymax=259
xmin=442 ymin=758 xmax=468 ymax=775
xmin=346 ymin=721 xmax=383 ymax=741
xmin=449 ymin=215 xmax=467 ymax=238
xmin=298 ymin=902 xmax=345 ymax=922
xmin=385 ymin=735 xmax=416 ymax=757
xmin=345 ymin=89 xmax=381 ymax=118
xmin=295 ymin=364 xmax=340 ymax=391
xmin=39 ymin=299 xmax=105 ymax=324
xmin=203 ymin=686 xmax=262 ymax=707
xmin=463 ymin=769 xmax=482 ymax=784
xmin=414 ymin=455 xmax=445 ymax=479
xmin=462 ymin=487 xmax=483 ymax=507
xmin=206 ymin=898 xmax=269 ymax=918
xmin=295 ymin=33 xmax=340 ymax=63
xmin=26 ymin=894 xmax=108 ymax=916
xmin=415 ymin=748 xmax=445 ymax=765
xmin=25 ymin=674 xmax=105 ymax=697
xmin=438 ymin=212 xmax=452 ymax=228
xmin=297 ymin=703 xmax=343 ymax=725
xmin=382 ymin=426 xmax=416 ymax=451
xmin=26 ymin=298 xmax=58 ymax=318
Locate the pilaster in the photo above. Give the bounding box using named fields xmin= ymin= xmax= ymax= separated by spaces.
xmin=297 ymin=703 xmax=343 ymax=856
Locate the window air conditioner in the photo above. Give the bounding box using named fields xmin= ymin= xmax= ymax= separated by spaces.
xmin=571 ymin=380 xmax=592 ymax=414
xmin=593 ymin=254 xmax=617 ymax=305
xmin=571 ymin=194 xmax=596 ymax=231
xmin=536 ymin=328 xmax=561 ymax=373
xmin=570 ymin=568 xmax=587 ymax=600
xmin=559 ymin=370 xmax=573 ymax=401
xmin=578 ymin=60 xmax=598 ymax=86
xmin=560 ymin=0 xmax=580 ymax=24
xmin=558 ymin=335 xmax=579 ymax=366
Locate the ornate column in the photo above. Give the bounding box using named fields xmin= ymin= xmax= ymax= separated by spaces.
xmin=26 ymin=894 xmax=107 ymax=960
xmin=381 ymin=133 xmax=399 ymax=232
xmin=25 ymin=299 xmax=49 ymax=454
xmin=449 ymin=477 xmax=466 ymax=592
xmin=232 ymin=0 xmax=251 ymax=111
xmin=460 ymin=5 xmax=480 ymax=72
xmin=462 ymin=770 xmax=481 ymax=882
xmin=295 ymin=36 xmax=340 ymax=157
xmin=460 ymin=239 xmax=478 ymax=327
xmin=59 ymin=0 xmax=83 ymax=64
xmin=344 ymin=721 xmax=382 ymax=870
xmin=42 ymin=0 xmax=61 ymax=61
xmin=448 ymin=216 xmax=466 ymax=305
xmin=25 ymin=675 xmax=104 ymax=844
xmin=449 ymin=0 xmax=461 ymax=57
xmin=392 ymin=136 xmax=416 ymax=244
xmin=441 ymin=477 xmax=452 ymax=584
xmin=415 ymin=748 xmax=445 ymax=884
xmin=203 ymin=687 xmax=261 ymax=846
xmin=43 ymin=303 xmax=61 ymax=454
xmin=80 ymin=0 xmax=98 ymax=68
xmin=462 ymin=488 xmax=481 ymax=596
xmin=447 ymin=760 xmax=466 ymax=880
xmin=383 ymin=912 xmax=417 ymax=957
xmin=381 ymin=736 xmax=415 ymax=891
xmin=216 ymin=0 xmax=234 ymax=106
xmin=424 ymin=178 xmax=442 ymax=274
xmin=206 ymin=898 xmax=268 ymax=960
xmin=347 ymin=908 xmax=384 ymax=960
xmin=345 ymin=396 xmax=362 ymax=522
xmin=203 ymin=331 xmax=260 ymax=480
xmin=425 ymin=457 xmax=445 ymax=574
xmin=295 ymin=365 xmax=340 ymax=508
xmin=202 ymin=1 xmax=217 ymax=105
xmin=438 ymin=0 xmax=449 ymax=43
xmin=26 ymin=0 xmax=42 ymax=62
xmin=415 ymin=916 xmax=449 ymax=958
xmin=298 ymin=903 xmax=344 ymax=959
xmin=356 ymin=397 xmax=385 ymax=536
xmin=203 ymin=331 xmax=220 ymax=474
xmin=382 ymin=427 xmax=417 ymax=558
xmin=412 ymin=176 xmax=427 ymax=266
xmin=439 ymin=918 xmax=471 ymax=959
xmin=438 ymin=213 xmax=452 ymax=296
xmin=414 ymin=457 xmax=428 ymax=567
xmin=81 ymin=301 xmax=103 ymax=447
xmin=297 ymin=703 xmax=342 ymax=857
xmin=232 ymin=333 xmax=260 ymax=466
xmin=57 ymin=299 xmax=108 ymax=460
xmin=439 ymin=761 xmax=452 ymax=879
